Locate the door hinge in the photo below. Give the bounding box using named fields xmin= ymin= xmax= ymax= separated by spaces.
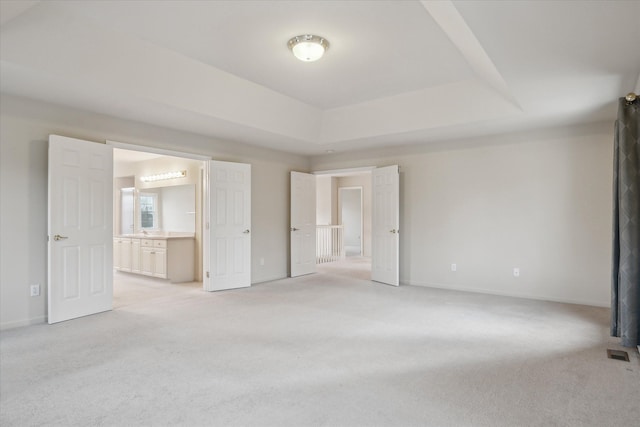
xmin=206 ymin=271 xmax=210 ymax=278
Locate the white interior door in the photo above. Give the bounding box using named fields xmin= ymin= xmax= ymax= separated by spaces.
xmin=372 ymin=165 xmax=399 ymax=286
xmin=205 ymin=160 xmax=251 ymax=291
xmin=291 ymin=171 xmax=316 ymax=277
xmin=48 ymin=135 xmax=113 ymax=323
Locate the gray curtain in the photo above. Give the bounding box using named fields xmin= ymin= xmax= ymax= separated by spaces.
xmin=611 ymin=96 xmax=640 ymax=348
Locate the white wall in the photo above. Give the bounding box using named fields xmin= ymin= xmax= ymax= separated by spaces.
xmin=312 ymin=123 xmax=614 ymax=307
xmin=0 ymin=92 xmax=615 ymax=330
xmin=114 ymin=177 xmax=135 ymax=235
xmin=0 ymin=94 xmax=309 ymax=329
xmin=316 ymin=175 xmax=333 ymax=225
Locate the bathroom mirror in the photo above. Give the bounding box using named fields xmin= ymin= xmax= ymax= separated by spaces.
xmin=137 ymin=184 xmax=195 ymax=233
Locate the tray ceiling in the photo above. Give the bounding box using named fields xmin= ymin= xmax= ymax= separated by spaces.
xmin=1 ymin=0 xmax=638 ymax=155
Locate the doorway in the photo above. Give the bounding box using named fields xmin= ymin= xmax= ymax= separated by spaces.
xmin=112 ymin=146 xmax=253 ymax=293
xmin=339 ymin=187 xmax=363 ymax=257
xmin=112 ymin=147 xmax=205 ymax=306
xmin=315 ymin=171 xmax=372 ymax=279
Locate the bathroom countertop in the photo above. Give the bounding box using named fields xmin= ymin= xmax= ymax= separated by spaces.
xmin=115 ymin=233 xmax=195 ymax=240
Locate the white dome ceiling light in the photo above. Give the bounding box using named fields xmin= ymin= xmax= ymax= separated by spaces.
xmin=287 ymin=34 xmax=329 ymax=62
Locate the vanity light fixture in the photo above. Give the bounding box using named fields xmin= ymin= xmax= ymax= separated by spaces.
xmin=288 ymin=34 xmax=329 ymax=62
xmin=140 ymin=170 xmax=186 ymax=183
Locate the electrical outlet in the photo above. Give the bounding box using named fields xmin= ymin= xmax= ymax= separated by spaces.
xmin=30 ymin=284 xmax=40 ymax=297
xmin=260 ymin=258 xmax=265 ymax=266
xmin=450 ymin=263 xmax=457 ymax=272
xmin=513 ymin=268 xmax=520 ymax=277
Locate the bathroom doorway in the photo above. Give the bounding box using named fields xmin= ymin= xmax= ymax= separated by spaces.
xmin=112 ymin=145 xmax=206 ymax=307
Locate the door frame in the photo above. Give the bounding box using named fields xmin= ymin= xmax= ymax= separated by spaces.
xmin=338 ymin=186 xmax=363 ymax=257
xmin=314 ymin=167 xmax=376 ymax=177
xmin=314 ymin=166 xmax=376 ymax=261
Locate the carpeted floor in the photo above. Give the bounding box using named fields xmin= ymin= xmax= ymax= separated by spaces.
xmin=317 ymin=256 xmax=371 ymax=281
xmin=1 ymin=262 xmax=638 ymax=426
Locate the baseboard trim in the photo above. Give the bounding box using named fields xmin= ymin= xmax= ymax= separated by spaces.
xmin=252 ymin=274 xmax=287 ymax=285
xmin=1 ymin=315 xmax=46 ymax=331
xmin=401 ymin=280 xmax=610 ymax=308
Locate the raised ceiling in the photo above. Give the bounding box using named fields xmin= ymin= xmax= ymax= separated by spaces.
xmin=1 ymin=0 xmax=639 ymax=155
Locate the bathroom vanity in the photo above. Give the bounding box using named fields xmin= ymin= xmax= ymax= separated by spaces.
xmin=114 ymin=233 xmax=194 ymax=283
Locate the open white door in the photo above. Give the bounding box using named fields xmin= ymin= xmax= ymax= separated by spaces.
xmin=372 ymin=165 xmax=399 ymax=286
xmin=290 ymin=171 xmax=316 ymax=277
xmin=205 ymin=160 xmax=251 ymax=291
xmin=48 ymin=135 xmax=113 ymax=323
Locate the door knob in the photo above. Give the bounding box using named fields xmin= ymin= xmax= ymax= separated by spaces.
xmin=291 ymin=227 xmax=299 ymax=231
xmin=53 ymin=234 xmax=68 ymax=241
xmin=243 ymin=229 xmax=250 ymax=234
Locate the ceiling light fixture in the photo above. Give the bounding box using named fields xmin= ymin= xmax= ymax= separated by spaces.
xmin=287 ymin=34 xmax=329 ymax=62
xmin=140 ymin=170 xmax=186 ymax=183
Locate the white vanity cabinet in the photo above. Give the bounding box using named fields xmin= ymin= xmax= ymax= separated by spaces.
xmin=131 ymin=238 xmax=141 ymax=273
xmin=140 ymin=239 xmax=167 ymax=278
xmin=113 ymin=237 xmax=132 ymax=271
xmin=113 ymin=235 xmax=194 ymax=282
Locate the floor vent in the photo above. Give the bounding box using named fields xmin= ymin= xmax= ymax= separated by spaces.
xmin=606 ymin=349 xmax=630 ymax=362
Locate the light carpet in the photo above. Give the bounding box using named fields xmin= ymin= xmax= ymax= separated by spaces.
xmin=1 ymin=265 xmax=639 ymax=426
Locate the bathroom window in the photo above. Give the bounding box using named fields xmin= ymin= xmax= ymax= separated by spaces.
xmin=139 ymin=193 xmax=159 ymax=230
